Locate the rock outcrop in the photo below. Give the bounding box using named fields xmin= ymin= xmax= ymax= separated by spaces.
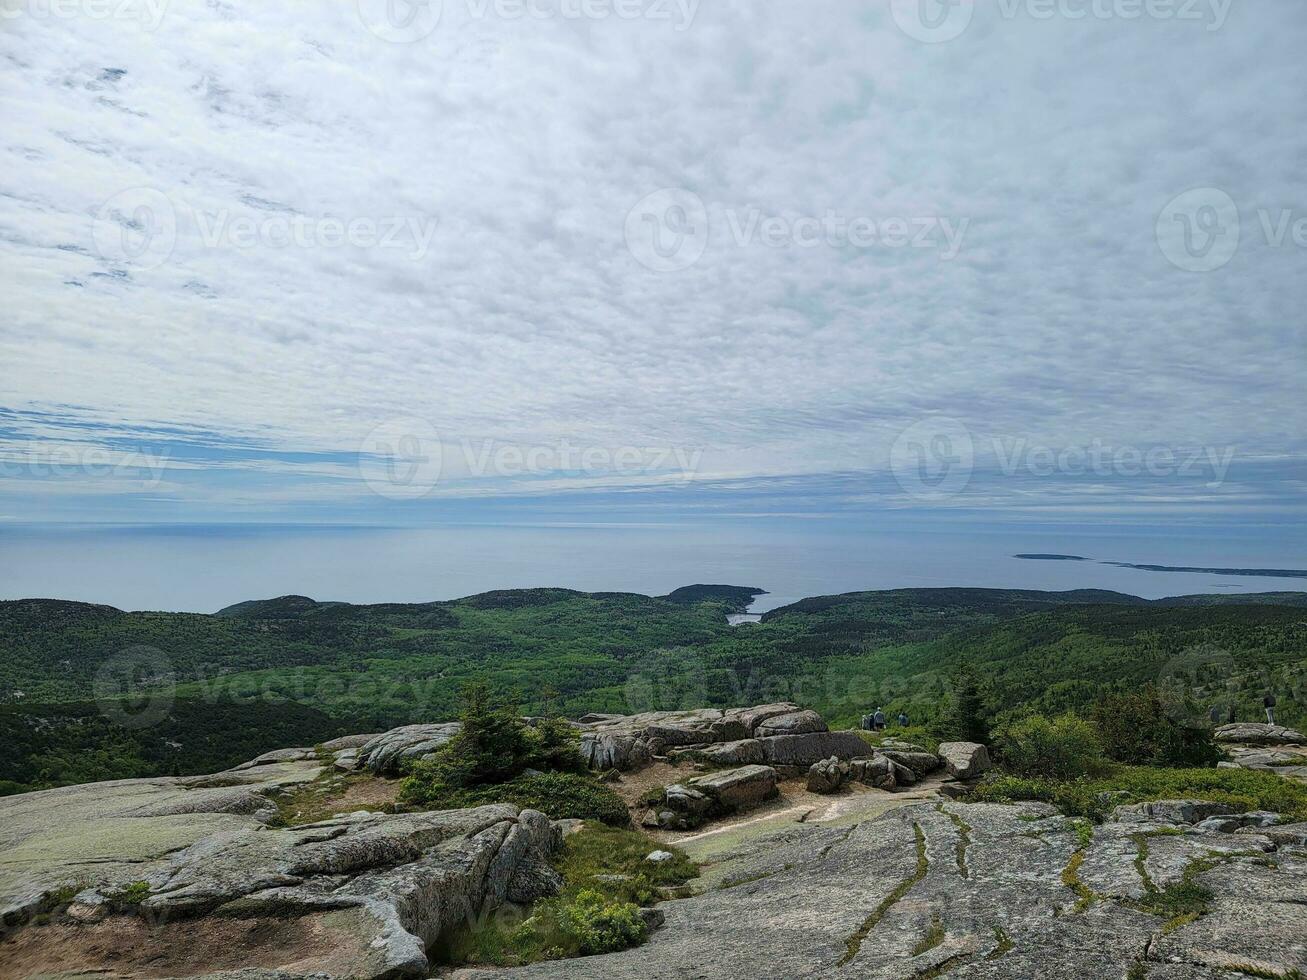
xmin=0 ymin=753 xmax=559 ymax=979
xmin=1214 ymin=722 xmax=1306 ymax=746
xmin=355 ymin=723 xmax=463 ymax=774
xmin=455 ymin=800 xmax=1307 ymax=980
xmin=578 ymin=704 xmax=872 ymax=773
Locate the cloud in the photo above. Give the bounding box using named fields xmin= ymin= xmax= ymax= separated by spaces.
xmin=0 ymin=1 xmax=1303 ymax=522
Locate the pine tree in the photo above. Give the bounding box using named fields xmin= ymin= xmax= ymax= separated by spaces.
xmin=939 ymin=662 xmax=989 ymax=744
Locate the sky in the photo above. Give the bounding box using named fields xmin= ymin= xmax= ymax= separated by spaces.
xmin=1 ymin=0 xmax=1304 ymax=531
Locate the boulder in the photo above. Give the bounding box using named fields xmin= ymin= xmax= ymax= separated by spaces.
xmin=729 ymin=702 xmax=805 ymax=734
xmin=887 ymin=758 xmax=917 ymax=787
xmin=664 ymin=784 xmax=714 ymax=818
xmin=876 ymin=749 xmax=941 ymax=778
xmin=553 ymin=818 xmax=586 ymax=838
xmin=806 ymin=756 xmax=849 ymax=794
xmin=1214 ymin=722 xmax=1307 ymax=746
xmin=848 ymin=755 xmax=896 ymax=790
xmin=936 ymin=741 xmax=991 ymax=780
xmin=1111 ymin=799 xmax=1237 ymax=825
xmin=753 ymin=709 xmax=827 ymax=738
xmin=579 ymin=732 xmax=651 ymax=771
xmin=356 ymin=723 xmax=462 ymax=774
xmin=757 ymin=731 xmax=870 ymax=768
xmin=687 ymin=765 xmax=779 ymax=810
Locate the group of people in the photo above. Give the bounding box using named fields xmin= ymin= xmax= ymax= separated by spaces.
xmin=861 ymin=707 xmax=909 ymax=732
xmin=1210 ymin=693 xmax=1279 ymax=726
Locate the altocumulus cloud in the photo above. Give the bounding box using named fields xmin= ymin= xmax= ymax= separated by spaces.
xmin=0 ymin=0 xmax=1303 ymax=520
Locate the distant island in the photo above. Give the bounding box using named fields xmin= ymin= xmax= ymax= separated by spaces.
xmin=1012 ymin=554 xmax=1307 ymax=580
xmin=1012 ymin=554 xmax=1089 ymax=561
xmin=1104 ymin=563 xmax=1307 ymax=579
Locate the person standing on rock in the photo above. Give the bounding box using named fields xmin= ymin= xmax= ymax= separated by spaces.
xmin=1209 ymin=704 xmax=1223 ymax=726
xmin=873 ymin=707 xmax=886 ymax=731
xmin=1264 ymin=693 xmax=1277 ymax=724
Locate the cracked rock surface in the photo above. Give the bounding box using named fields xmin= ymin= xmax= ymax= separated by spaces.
xmin=456 ymin=801 xmax=1307 ymax=980
xmin=0 ymin=757 xmax=559 ymax=980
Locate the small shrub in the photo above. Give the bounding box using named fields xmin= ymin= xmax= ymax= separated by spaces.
xmin=972 ymin=763 xmax=1307 ymax=822
xmin=1090 ymin=688 xmax=1222 ymax=769
xmin=557 ymin=889 xmax=646 ymax=954
xmin=106 ymin=880 xmax=151 ymax=910
xmin=399 ymin=683 xmax=588 ymax=808
xmin=437 ymin=825 xmax=696 ymax=967
xmin=994 ymin=713 xmax=1107 ymax=780
xmin=972 ymin=775 xmax=1109 ymax=821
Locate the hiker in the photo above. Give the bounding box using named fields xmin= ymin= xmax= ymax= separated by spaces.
xmin=1227 ymin=703 xmax=1236 ymax=724
xmin=860 ymin=712 xmax=875 ymax=731
xmin=897 ymin=711 xmax=909 ymax=727
xmin=1265 ymin=693 xmax=1277 ymax=725
xmin=873 ymin=707 xmax=886 ymax=731
xmin=1209 ymin=704 xmax=1223 ymax=726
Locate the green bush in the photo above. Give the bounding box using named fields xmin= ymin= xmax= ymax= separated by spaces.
xmin=438 ymin=826 xmax=696 ymax=967
xmin=558 ymin=889 xmax=646 ymax=954
xmin=399 ymin=683 xmax=589 ymax=809
xmin=972 ymin=764 xmax=1307 ymax=822
xmin=993 ymin=712 xmax=1107 ymax=780
xmin=1090 ymin=688 xmax=1222 ymax=769
xmin=402 ymin=771 xmax=630 ymax=826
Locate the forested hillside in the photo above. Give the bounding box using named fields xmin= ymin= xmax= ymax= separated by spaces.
xmin=2 ymin=587 xmax=1304 ymax=793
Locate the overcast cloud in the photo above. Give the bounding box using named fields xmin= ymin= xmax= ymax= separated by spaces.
xmin=1 ymin=0 xmax=1303 ymax=522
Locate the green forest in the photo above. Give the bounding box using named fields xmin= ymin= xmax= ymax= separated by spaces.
xmin=2 ymin=586 xmax=1304 ymax=794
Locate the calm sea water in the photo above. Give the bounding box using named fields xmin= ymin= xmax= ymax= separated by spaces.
xmin=1 ymin=522 xmax=1304 ymax=613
